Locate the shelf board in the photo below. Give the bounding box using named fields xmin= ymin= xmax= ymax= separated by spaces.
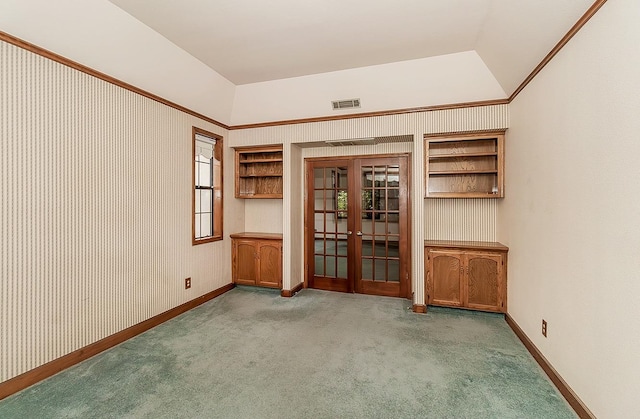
xmin=239 ymin=158 xmax=283 ymax=164
xmin=236 ymin=194 xmax=283 ymax=199
xmin=428 ymin=152 xmax=497 ymax=160
xmin=426 ymin=191 xmax=501 ymax=198
xmin=239 ymin=174 xmax=283 ymax=178
xmin=429 ymin=170 xmax=498 ymax=175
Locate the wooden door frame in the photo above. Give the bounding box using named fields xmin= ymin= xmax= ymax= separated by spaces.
xmin=303 ymin=153 xmax=412 ymax=299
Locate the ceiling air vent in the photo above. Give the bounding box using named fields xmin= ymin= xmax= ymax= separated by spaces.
xmin=325 ymin=137 xmax=376 ymax=147
xmin=332 ymin=98 xmax=361 ymax=110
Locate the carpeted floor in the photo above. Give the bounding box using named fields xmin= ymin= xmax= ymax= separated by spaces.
xmin=0 ymin=286 xmax=576 ymax=418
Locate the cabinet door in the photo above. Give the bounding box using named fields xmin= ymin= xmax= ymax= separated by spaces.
xmin=234 ymin=240 xmax=258 ymax=285
xmin=428 ymin=250 xmax=464 ymax=307
xmin=465 ymin=252 xmax=503 ymax=312
xmin=257 ymin=241 xmax=282 ymax=288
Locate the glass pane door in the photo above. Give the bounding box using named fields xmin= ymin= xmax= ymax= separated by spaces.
xmin=355 ymin=160 xmax=404 ymax=297
xmin=306 ymin=156 xmax=409 ymax=298
xmin=310 ymin=164 xmax=351 ymax=292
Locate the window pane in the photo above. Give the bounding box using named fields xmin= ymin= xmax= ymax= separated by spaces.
xmin=196 ymin=139 xmax=213 ymax=159
xmin=193 ymin=129 xmax=222 ymax=244
xmin=200 ymin=189 xmax=212 ymax=213
xmin=197 ymin=159 xmax=211 ymax=187
xmin=388 ymin=260 xmax=400 ymax=282
xmin=313 ymin=168 xmax=325 ymax=188
xmin=336 ymin=168 xmax=348 ymax=188
xmin=314 ymin=212 xmax=325 ymax=233
xmin=337 ymin=256 xmax=347 ymax=278
xmin=200 ymin=213 xmax=212 ymax=238
xmin=337 ymin=237 xmax=348 ymax=255
xmin=374 ymin=259 xmax=386 ymax=282
xmin=361 ymin=258 xmax=373 ymax=281
xmin=362 ymin=239 xmax=374 ymax=256
xmin=315 ymin=256 xmax=324 ymax=276
xmin=326 ymin=256 xmax=336 ymax=278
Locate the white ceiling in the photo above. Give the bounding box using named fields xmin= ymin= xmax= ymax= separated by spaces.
xmin=109 ymin=0 xmax=596 ymax=95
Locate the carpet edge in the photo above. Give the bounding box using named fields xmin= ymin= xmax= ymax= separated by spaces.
xmin=505 ymin=314 xmax=594 ymax=419
xmin=0 ymin=283 xmax=235 ymax=401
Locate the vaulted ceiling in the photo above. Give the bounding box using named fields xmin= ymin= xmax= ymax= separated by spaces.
xmin=109 ymin=0 xmax=596 ymax=96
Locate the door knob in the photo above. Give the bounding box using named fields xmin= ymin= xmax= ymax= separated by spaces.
xmin=356 ymin=231 xmax=363 ymax=236
xmin=347 ymin=231 xmax=353 ymax=235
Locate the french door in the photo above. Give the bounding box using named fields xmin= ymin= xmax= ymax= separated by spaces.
xmin=306 ymin=155 xmax=410 ymax=298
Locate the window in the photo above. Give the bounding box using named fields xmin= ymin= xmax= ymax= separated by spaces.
xmin=192 ymin=127 xmax=223 ymax=244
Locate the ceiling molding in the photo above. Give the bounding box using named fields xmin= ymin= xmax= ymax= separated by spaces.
xmin=0 ymin=30 xmax=230 ymax=131
xmin=508 ymin=0 xmax=607 ymax=102
xmin=0 ymin=0 xmax=608 ymax=131
xmin=228 ymin=99 xmax=510 ymax=130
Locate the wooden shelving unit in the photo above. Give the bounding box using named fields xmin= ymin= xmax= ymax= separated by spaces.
xmin=425 ymin=131 xmax=505 ymax=198
xmin=235 ymin=145 xmax=283 ymax=199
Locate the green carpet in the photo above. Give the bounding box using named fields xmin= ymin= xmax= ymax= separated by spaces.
xmin=0 ymin=287 xmax=576 ymax=418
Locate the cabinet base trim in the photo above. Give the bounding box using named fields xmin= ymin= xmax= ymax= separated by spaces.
xmin=505 ymin=314 xmax=594 ymax=419
xmin=412 ymin=304 xmax=427 ymax=313
xmin=0 ymin=283 xmax=235 ymax=401
xmin=281 ymin=282 xmax=304 ymax=298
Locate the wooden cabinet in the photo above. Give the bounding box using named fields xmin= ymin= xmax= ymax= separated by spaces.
xmin=235 ymin=145 xmax=283 ymax=198
xmin=231 ymin=233 xmax=282 ymax=289
xmin=425 ymin=131 xmax=505 ymax=198
xmin=425 ymin=240 xmax=508 ymax=313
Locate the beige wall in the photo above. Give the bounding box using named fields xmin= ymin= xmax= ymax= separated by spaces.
xmin=244 ymin=200 xmax=284 ymax=234
xmin=0 ymin=0 xmax=235 ymax=123
xmin=231 ymin=51 xmax=506 ymax=125
xmin=498 ymin=0 xmax=640 ymax=417
xmin=0 ymin=39 xmax=242 ymax=383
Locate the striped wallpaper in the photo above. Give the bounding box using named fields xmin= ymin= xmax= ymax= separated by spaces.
xmin=0 ymin=39 xmax=241 ymax=383
xmin=230 ymin=104 xmax=508 ymax=305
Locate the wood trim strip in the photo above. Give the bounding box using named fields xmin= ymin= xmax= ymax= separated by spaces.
xmin=423 ymin=129 xmax=507 ymax=139
xmin=0 ymin=30 xmax=230 ymax=131
xmin=281 ymin=282 xmax=304 ymax=297
xmin=508 ymin=0 xmax=608 ymax=102
xmin=412 ymin=304 xmax=427 ymax=314
xmin=505 ymin=314 xmax=594 ymax=419
xmin=0 ymin=283 xmax=235 ymax=401
xmin=1 ymin=0 xmax=607 ymax=132
xmin=230 ymin=99 xmax=509 ymax=130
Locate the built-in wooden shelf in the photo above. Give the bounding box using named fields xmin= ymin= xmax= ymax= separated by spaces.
xmin=235 ymin=145 xmax=283 ymax=199
xmin=425 ymin=131 xmax=505 ymax=198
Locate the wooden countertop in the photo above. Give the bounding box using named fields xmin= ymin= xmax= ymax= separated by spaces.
xmin=424 ymin=240 xmax=508 ymax=252
xmin=230 ymin=232 xmax=283 ymax=240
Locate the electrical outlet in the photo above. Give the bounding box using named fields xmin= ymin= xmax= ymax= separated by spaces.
xmin=185 ymin=277 xmax=191 ymax=289
xmin=542 ymin=319 xmax=547 ymax=337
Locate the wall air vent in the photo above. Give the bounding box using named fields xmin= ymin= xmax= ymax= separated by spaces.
xmin=325 ymin=137 xmax=376 ymax=147
xmin=331 ymin=98 xmax=361 ymax=110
